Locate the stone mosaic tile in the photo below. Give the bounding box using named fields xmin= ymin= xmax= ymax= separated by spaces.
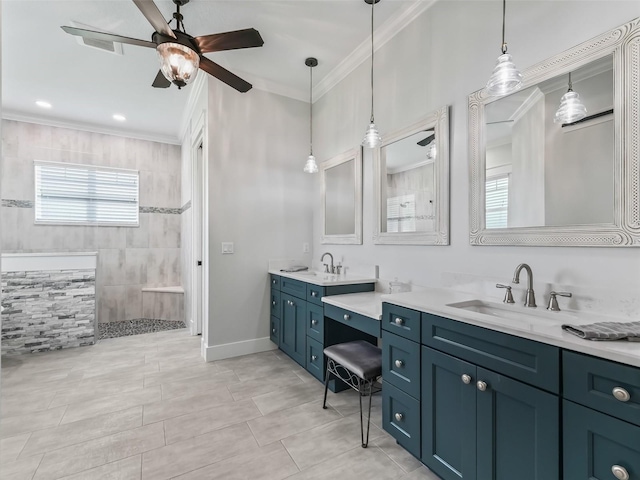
xmin=98 ymin=318 xmax=186 ymax=340
xmin=138 ymin=206 xmax=181 ymax=214
xmin=1 ymin=199 xmax=34 ymax=208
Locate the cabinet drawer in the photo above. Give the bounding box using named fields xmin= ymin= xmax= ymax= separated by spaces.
xmin=307 ymin=284 xmax=325 ymax=306
xmin=324 ymin=304 xmax=380 ymax=338
xmin=382 ymin=303 xmax=421 ymax=342
xmin=270 ymin=315 xmax=280 ymax=345
xmin=306 ymin=303 xmax=324 ymax=343
xmin=563 ymin=400 xmax=640 ymax=480
xmin=563 ymin=351 xmax=640 ymax=427
xmin=270 ymin=274 xmax=280 ymax=290
xmin=281 ymin=277 xmax=307 ymax=299
xmin=306 ymin=337 xmax=324 ymax=382
xmin=382 ymin=331 xmax=420 ymax=399
xmin=382 ymin=381 xmax=421 ymax=458
xmin=270 ymin=289 xmax=281 ymax=318
xmin=422 ymin=313 xmax=560 ymax=393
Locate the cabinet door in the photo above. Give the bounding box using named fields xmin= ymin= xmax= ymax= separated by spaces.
xmin=564 ymin=400 xmax=640 ymax=480
xmin=476 ymin=368 xmax=559 ymax=480
xmin=422 ymin=347 xmax=477 ymax=480
xmin=280 ymin=293 xmax=306 ymax=366
xmin=270 ymin=315 xmax=280 ymax=345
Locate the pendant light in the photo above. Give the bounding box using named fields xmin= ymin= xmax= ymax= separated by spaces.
xmin=554 ymin=72 xmax=587 ymax=124
xmin=362 ymin=0 xmax=382 ymax=149
xmin=303 ymin=57 xmax=319 ymax=174
xmin=486 ymin=0 xmax=522 ymax=97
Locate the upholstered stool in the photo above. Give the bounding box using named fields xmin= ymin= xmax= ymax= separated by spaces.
xmin=322 ymin=340 xmax=382 ymax=448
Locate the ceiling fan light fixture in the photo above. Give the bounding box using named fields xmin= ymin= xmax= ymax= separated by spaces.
xmin=156 ymin=42 xmax=199 ymax=89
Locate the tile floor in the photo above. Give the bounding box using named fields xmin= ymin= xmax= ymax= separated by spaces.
xmin=0 ymin=329 xmax=439 ymax=479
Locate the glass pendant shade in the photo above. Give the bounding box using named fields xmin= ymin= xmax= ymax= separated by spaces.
xmin=362 ymin=122 xmax=382 ymax=148
xmin=303 ymin=154 xmax=318 ymax=173
xmin=157 ymin=43 xmax=199 ymax=88
xmin=554 ymin=90 xmax=587 ymax=124
xmin=486 ymin=53 xmax=522 ymax=96
xmin=426 ymin=141 xmax=437 ymax=161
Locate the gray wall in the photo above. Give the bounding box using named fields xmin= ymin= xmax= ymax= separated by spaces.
xmin=312 ymin=1 xmax=640 ymax=297
xmin=1 ymin=120 xmax=182 ymax=324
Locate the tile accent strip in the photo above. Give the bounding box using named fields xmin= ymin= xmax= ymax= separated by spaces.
xmin=2 ymin=199 xmax=34 ymax=208
xmin=180 ymin=200 xmax=191 ymax=213
xmin=98 ymin=318 xmax=186 ymax=340
xmin=139 ymin=206 xmax=182 ymax=214
xmin=1 ymin=268 xmax=96 ymax=355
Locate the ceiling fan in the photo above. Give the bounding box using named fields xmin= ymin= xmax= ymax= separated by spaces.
xmin=61 ymin=0 xmax=264 ymax=92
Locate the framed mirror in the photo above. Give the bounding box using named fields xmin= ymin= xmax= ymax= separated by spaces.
xmin=321 ymin=147 xmax=363 ymax=244
xmin=469 ymin=17 xmax=640 ymax=246
xmin=373 ymin=106 xmax=450 ymax=245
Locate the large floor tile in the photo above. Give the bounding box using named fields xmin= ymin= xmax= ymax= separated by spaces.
xmin=0 ymin=453 xmax=43 ymax=480
xmin=33 ymin=423 xmax=163 ymax=480
xmin=251 ymin=380 xmax=324 ymax=415
xmin=57 ymin=455 xmax=142 ymax=480
xmin=49 ymin=379 xmax=144 ymax=408
xmin=1 ymin=391 xmax=57 ymax=418
xmin=0 ymin=406 xmax=67 ymax=439
xmin=227 ymin=374 xmax=304 ymax=401
xmin=141 ymin=423 xmax=258 ymax=480
xmin=247 ymin=400 xmax=342 ymax=446
xmin=21 ymin=406 xmax=143 ymax=456
xmin=0 ymin=433 xmax=31 ymax=464
xmin=172 ymin=441 xmax=299 ymax=480
xmin=142 ymin=387 xmax=233 ymax=425
xmin=373 ymin=433 xmax=424 ymax=473
xmin=160 ymin=370 xmax=239 ymax=400
xmin=143 ymin=361 xmax=225 ymax=387
xmin=163 ymin=398 xmax=262 ymax=444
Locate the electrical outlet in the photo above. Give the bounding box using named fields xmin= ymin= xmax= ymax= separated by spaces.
xmin=303 ymin=242 xmax=310 ymax=253
xmin=221 ymin=242 xmax=234 ymax=254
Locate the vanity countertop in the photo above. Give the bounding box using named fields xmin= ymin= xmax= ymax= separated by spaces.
xmin=268 ymin=269 xmax=377 ymax=287
xmin=315 ymin=287 xmax=640 ymax=368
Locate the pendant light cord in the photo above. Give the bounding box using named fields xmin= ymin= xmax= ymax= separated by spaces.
xmin=370 ymin=0 xmax=375 ymax=123
xmin=309 ymin=64 xmax=313 ymax=155
xmin=501 ymin=0 xmax=507 ymax=54
xmin=568 ymin=72 xmax=573 ymax=92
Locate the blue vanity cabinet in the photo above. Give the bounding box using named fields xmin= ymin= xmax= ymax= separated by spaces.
xmin=270 ymin=275 xmax=281 ymax=346
xmin=280 ymin=292 xmax=306 ymax=367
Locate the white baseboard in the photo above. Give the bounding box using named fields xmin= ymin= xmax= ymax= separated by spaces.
xmin=202 ymin=336 xmax=277 ymax=362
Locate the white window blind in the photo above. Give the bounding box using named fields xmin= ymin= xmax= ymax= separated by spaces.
xmin=387 ymin=194 xmax=416 ymax=233
xmin=35 ymin=161 xmax=139 ymax=226
xmin=485 ymin=174 xmax=509 ymax=229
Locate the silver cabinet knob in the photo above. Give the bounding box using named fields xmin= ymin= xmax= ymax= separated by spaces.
xmin=344 ymin=314 xmax=350 ymax=321
xmin=612 ymin=387 xmax=631 ymax=402
xmin=272 ymin=301 xmax=276 ymax=306
xmin=272 ymin=328 xmax=276 ymax=334
xmin=311 ymin=291 xmax=318 ymax=297
xmin=611 ymin=465 xmax=629 ymax=480
xmin=311 ymin=355 xmax=318 ymax=361
xmin=272 ymin=279 xmax=276 ymax=284
xmin=461 ymin=374 xmax=472 ymax=384
xmin=394 ymin=317 xmax=405 ymax=326
xmin=477 ymin=381 xmax=488 ymax=392
xmin=394 ymin=413 xmax=403 ymax=422
xmin=311 ymin=319 xmax=318 ymax=326
xmin=395 ymin=360 xmax=404 ymax=368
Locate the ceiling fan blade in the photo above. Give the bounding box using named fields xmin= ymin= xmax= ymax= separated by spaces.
xmin=199 ymin=56 xmax=252 ymax=93
xmin=194 ymin=28 xmax=264 ymax=53
xmin=417 ymin=134 xmax=435 ymax=147
xmin=61 ymin=26 xmax=156 ymax=48
xmin=132 ymin=0 xmax=176 ymax=39
xmin=152 ymin=70 xmax=171 ymax=88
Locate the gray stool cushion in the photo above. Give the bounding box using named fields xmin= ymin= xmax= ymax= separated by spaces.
xmin=323 ymin=340 xmax=382 ymax=381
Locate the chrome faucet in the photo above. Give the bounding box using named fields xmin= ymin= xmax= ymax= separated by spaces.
xmin=513 ymin=263 xmax=536 ymax=307
xmin=320 ymin=252 xmax=335 ymax=274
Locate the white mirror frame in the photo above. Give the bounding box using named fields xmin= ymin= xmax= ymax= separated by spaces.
xmin=469 ymin=17 xmax=640 ymax=247
xmin=373 ymin=106 xmax=450 ymax=245
xmin=321 ymin=147 xmax=363 ymax=245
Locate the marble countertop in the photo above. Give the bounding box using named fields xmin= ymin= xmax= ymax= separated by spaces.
xmin=269 ymin=269 xmax=377 ymax=287
xmin=320 ymin=288 xmax=640 ymax=368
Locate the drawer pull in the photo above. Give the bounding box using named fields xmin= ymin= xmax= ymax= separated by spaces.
xmin=612 ymin=387 xmax=631 ymax=402
xmin=311 ymin=355 xmax=318 ymax=361
xmin=394 ymin=413 xmax=404 ymax=422
xmin=272 ymin=301 xmax=276 ymax=306
xmin=477 ymin=381 xmax=488 ymax=392
xmin=272 ymin=279 xmax=276 ymax=284
xmin=394 ymin=360 xmax=404 ymax=368
xmin=611 ymin=465 xmax=629 ymax=480
xmin=272 ymin=328 xmax=276 ymax=334
xmin=288 ymin=300 xmax=295 ymax=307
xmin=394 ymin=317 xmax=405 ymax=326
xmin=311 ymin=319 xmax=319 ymax=326
xmin=461 ymin=374 xmax=472 ymax=385
xmin=344 ymin=314 xmax=351 ymax=321
xmin=311 ymin=291 xmax=318 ymax=297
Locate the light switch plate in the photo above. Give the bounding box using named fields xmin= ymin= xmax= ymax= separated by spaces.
xmin=221 ymin=242 xmax=234 ymax=254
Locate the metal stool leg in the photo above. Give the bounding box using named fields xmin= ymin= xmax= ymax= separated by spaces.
xmin=322 ymin=363 xmax=330 ymax=410
xmin=364 ymin=379 xmax=373 ymax=448
xmin=358 ymin=378 xmax=366 ymax=447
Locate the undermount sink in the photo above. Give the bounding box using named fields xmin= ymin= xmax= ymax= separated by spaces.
xmin=446 ymin=299 xmax=576 ymax=323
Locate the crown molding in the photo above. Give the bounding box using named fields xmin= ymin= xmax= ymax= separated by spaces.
xmin=313 ymin=0 xmax=436 ymax=102
xmin=2 ymin=111 xmax=181 ymax=145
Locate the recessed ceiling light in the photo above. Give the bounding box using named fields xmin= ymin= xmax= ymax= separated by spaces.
xmin=112 ymin=114 xmax=126 ymax=122
xmin=35 ymin=100 xmax=52 ymax=109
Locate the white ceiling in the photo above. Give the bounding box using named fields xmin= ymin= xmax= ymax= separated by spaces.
xmin=2 ymin=0 xmax=424 ymax=144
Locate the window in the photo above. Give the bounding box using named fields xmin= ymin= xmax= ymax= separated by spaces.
xmin=34 ymin=161 xmax=139 ymax=226
xmin=387 ymin=194 xmax=416 ymax=233
xmin=485 ymin=174 xmax=509 ymax=229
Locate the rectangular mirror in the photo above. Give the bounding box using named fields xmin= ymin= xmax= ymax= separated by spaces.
xmin=469 ymin=17 xmax=640 ymax=246
xmin=374 ymin=106 xmax=450 ymax=245
xmin=321 ymin=147 xmax=362 ymax=244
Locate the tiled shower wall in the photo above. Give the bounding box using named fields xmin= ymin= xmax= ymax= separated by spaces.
xmin=1 ymin=120 xmax=182 ymax=324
